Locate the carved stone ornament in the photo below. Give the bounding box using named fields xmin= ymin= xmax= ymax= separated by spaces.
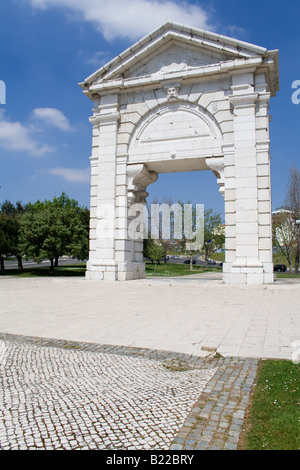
xmin=164 ymin=83 xmax=181 ymax=101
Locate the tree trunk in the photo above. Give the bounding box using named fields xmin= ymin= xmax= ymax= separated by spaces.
xmin=0 ymin=255 xmax=4 ymax=271
xmin=17 ymin=256 xmax=23 ymax=270
xmin=205 ymin=253 xmax=209 ymax=268
xmin=50 ymin=258 xmax=54 ymax=272
xmin=55 ymin=255 xmax=59 ymax=267
xmin=294 ymin=247 xmax=299 ymax=274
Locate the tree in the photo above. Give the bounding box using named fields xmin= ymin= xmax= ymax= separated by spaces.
xmin=0 ymin=212 xmax=10 ymax=271
xmin=202 ymin=209 xmax=225 ymax=266
xmin=146 ymin=196 xmax=176 ymax=264
xmin=0 ymin=200 xmax=26 ymax=270
xmin=143 ymin=237 xmax=165 ymax=265
xmin=284 ymin=166 xmax=300 ymax=273
xmin=178 ymin=203 xmax=224 ymax=268
xmin=176 ymin=200 xmax=205 ymax=271
xmin=272 ymin=209 xmax=295 ymax=272
xmin=18 ymin=193 xmax=89 ymax=271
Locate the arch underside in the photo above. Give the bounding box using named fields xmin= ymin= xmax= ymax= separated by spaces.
xmin=128 ymin=101 xmax=225 ymax=192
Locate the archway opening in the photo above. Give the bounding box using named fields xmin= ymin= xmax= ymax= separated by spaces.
xmin=144 ymin=169 xmax=225 ymax=279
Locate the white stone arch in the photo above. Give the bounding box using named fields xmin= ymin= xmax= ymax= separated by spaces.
xmin=81 ymin=22 xmax=279 ymax=284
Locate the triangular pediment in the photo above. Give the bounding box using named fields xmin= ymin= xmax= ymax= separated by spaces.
xmin=80 ymin=22 xmax=279 ymax=96
xmin=123 ymin=40 xmax=237 ymax=79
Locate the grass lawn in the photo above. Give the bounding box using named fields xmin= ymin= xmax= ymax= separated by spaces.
xmin=0 ymin=264 xmax=87 ymax=277
xmin=0 ymin=262 xmax=221 ymax=278
xmin=145 ymin=262 xmax=222 ymax=277
xmin=241 ymin=359 xmax=300 ymax=450
xmin=275 ymin=272 xmax=300 ymax=279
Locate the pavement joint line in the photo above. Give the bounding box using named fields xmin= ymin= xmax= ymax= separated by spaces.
xmin=0 ymin=332 xmax=217 ymax=368
xmin=0 ymin=332 xmax=260 ymax=450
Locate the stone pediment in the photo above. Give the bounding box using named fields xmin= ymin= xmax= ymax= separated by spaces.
xmin=80 ymin=22 xmax=279 ymax=97
xmin=124 ymin=41 xmax=235 ymax=79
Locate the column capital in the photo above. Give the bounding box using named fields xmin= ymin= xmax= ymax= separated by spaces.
xmin=229 ymin=92 xmax=259 ymax=109
xmin=89 ymin=103 xmax=120 ymax=126
xmin=205 ymin=156 xmax=225 ymax=197
xmin=89 ymin=155 xmax=98 ymax=168
xmin=127 ymin=163 xmax=158 ymax=206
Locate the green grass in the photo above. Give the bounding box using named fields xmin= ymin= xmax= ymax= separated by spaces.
xmin=210 ymin=252 xmax=225 ymax=262
xmin=242 ymin=360 xmax=300 ymax=450
xmin=145 ymin=262 xmax=221 ymax=277
xmin=275 ymin=272 xmax=300 ymax=278
xmin=2 ymin=260 xmax=300 ymax=280
xmin=0 ymin=262 xmax=221 ymax=278
xmin=0 ymin=264 xmax=86 ymax=277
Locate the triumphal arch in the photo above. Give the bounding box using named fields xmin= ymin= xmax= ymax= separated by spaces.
xmin=80 ymin=22 xmax=279 ymax=284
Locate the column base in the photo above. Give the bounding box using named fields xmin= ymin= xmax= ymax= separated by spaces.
xmin=85 ymin=260 xmax=118 ymax=281
xmin=223 ymin=262 xmax=274 ymax=285
xmin=86 ymin=260 xmax=146 ymax=281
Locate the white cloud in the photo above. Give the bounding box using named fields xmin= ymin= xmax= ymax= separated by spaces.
xmin=45 ymin=167 xmax=90 ymax=183
xmin=32 ymin=107 xmax=72 ymax=131
xmin=0 ymin=111 xmax=54 ymax=156
xmin=29 ymin=0 xmax=214 ymax=41
xmin=86 ymin=50 xmax=112 ymax=66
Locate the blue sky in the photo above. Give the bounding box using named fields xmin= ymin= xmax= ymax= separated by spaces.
xmin=0 ymin=0 xmax=300 ymax=217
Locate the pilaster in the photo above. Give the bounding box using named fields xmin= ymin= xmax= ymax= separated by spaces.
xmin=86 ymin=95 xmax=120 ymax=281
xmin=223 ymin=73 xmax=273 ymax=284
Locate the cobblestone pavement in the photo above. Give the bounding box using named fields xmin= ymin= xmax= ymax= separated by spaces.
xmin=0 ymin=334 xmax=259 ymax=451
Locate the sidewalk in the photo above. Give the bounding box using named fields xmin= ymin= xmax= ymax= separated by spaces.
xmin=0 ymin=276 xmax=299 ymax=360
xmin=0 ymin=333 xmax=259 ymax=450
xmin=0 ymin=276 xmax=299 ymax=451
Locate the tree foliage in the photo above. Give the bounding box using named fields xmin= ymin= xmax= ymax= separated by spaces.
xmin=284 ymin=166 xmax=300 ymax=273
xmin=272 ymin=210 xmax=295 ymax=272
xmin=17 ymin=193 xmax=89 ymax=271
xmin=143 ymin=238 xmax=165 ymax=264
xmin=202 ymin=208 xmax=225 ymax=265
xmin=0 ymin=200 xmax=26 ymax=270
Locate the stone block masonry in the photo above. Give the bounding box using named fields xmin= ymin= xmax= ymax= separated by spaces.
xmin=80 ymin=22 xmax=279 ymax=284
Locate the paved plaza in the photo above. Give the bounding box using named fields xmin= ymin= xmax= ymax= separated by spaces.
xmin=0 ymin=333 xmax=258 ymax=451
xmin=0 ymin=276 xmax=299 ymax=450
xmin=0 ymin=276 xmax=299 ymax=359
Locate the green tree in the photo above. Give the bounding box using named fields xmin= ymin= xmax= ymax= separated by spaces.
xmin=272 ymin=209 xmax=295 ymax=272
xmin=18 ymin=193 xmax=89 ymax=271
xmin=284 ymin=166 xmax=300 ymax=273
xmin=177 ymin=202 xmax=223 ymax=269
xmin=0 ymin=212 xmax=10 ymax=271
xmin=148 ymin=196 xmax=176 ymax=264
xmin=143 ymin=237 xmax=165 ymax=265
xmin=0 ymin=200 xmax=26 ymax=270
xmin=202 ymin=208 xmax=225 ymax=266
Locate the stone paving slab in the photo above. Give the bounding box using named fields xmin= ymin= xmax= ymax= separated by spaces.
xmin=0 ymin=277 xmax=299 ymax=360
xmin=0 ymin=333 xmax=259 ymax=451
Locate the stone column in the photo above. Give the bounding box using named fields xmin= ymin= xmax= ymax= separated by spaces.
xmin=256 ymin=92 xmax=274 ymax=284
xmin=222 ymin=143 xmax=237 ymax=278
xmin=223 ymin=71 xmax=273 ymax=284
xmin=86 ymin=95 xmax=120 ymax=281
